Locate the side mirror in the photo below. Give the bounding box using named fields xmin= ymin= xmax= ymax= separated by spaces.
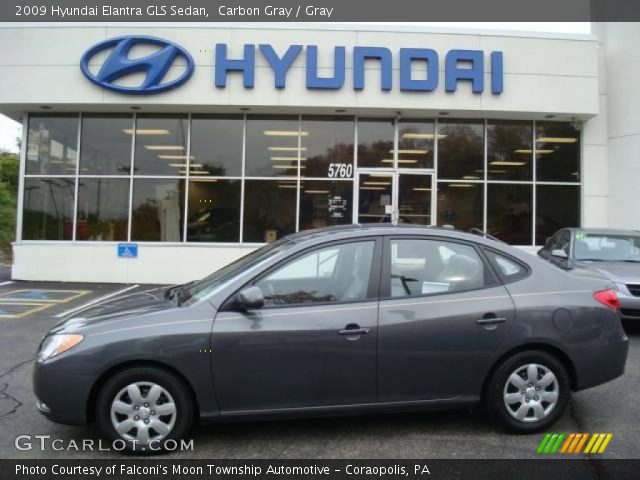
xmin=236 ymin=286 xmax=264 ymax=311
xmin=551 ymin=249 xmax=568 ymax=259
xmin=545 ymin=237 xmax=552 ymax=248
xmin=537 ymin=247 xmax=550 ymax=258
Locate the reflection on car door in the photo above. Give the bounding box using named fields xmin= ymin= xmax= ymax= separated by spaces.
xmin=211 ymin=238 xmax=382 ymax=412
xmin=377 ymin=236 xmax=516 ymax=402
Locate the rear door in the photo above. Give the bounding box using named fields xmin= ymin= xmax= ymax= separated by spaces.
xmin=377 ymin=236 xmax=516 ymax=402
xmin=211 ymin=238 xmax=382 ymax=412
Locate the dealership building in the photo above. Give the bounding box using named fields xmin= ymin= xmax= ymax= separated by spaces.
xmin=0 ymin=22 xmax=637 ymax=284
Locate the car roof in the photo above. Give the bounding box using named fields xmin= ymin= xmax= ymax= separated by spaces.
xmin=573 ymin=228 xmax=640 ymax=236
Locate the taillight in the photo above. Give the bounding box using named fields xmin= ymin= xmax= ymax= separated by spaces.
xmin=593 ymin=289 xmax=620 ymax=311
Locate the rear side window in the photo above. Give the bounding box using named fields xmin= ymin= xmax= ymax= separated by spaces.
xmin=388 ymin=239 xmax=494 ymax=298
xmin=484 ymin=249 xmax=529 ymax=283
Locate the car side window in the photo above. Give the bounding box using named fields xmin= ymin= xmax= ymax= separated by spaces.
xmin=389 ymin=239 xmax=488 ymax=298
xmin=483 ymin=249 xmax=529 ymax=283
xmin=255 ymin=241 xmax=375 ymax=306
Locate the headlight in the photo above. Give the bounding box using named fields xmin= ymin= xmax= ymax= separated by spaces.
xmin=38 ymin=334 xmax=84 ymax=362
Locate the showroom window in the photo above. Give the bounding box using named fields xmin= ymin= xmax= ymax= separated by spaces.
xmin=20 ymin=114 xmax=581 ymax=246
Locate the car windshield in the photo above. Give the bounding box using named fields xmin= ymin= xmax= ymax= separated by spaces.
xmin=574 ymin=233 xmax=640 ymax=262
xmin=179 ymin=238 xmax=294 ymax=304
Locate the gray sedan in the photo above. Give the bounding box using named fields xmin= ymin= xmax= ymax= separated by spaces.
xmin=538 ymin=227 xmax=640 ymax=321
xmin=34 ymin=225 xmax=628 ymax=452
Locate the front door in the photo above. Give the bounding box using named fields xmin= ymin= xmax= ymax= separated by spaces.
xmin=211 ymin=238 xmax=382 ymax=413
xmin=356 ymin=170 xmax=435 ymax=225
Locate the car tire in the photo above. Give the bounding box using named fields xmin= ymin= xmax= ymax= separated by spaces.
xmin=485 ymin=350 xmax=571 ymax=433
xmin=96 ymin=367 xmax=194 ymax=454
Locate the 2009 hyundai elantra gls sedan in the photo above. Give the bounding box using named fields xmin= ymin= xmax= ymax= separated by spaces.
xmin=34 ymin=225 xmax=629 ymax=452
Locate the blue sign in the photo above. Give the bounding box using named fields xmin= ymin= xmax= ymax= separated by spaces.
xmin=117 ymin=243 xmax=138 ymax=258
xmin=80 ymin=35 xmax=194 ymax=95
xmin=215 ymin=44 xmax=504 ymax=94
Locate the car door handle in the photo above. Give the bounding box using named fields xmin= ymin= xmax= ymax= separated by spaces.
xmin=476 ymin=317 xmax=507 ymax=325
xmin=338 ymin=324 xmax=370 ymax=336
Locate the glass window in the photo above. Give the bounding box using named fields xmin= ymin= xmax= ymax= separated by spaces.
xmin=133 ymin=115 xmax=188 ymax=176
xmin=397 ymin=120 xmax=434 ymax=169
xmin=26 ymin=115 xmax=78 ymax=175
xmin=483 ymin=249 xmax=529 ymax=282
xmin=536 ymin=185 xmax=580 ymax=245
xmin=299 ymin=180 xmax=353 ymax=230
xmin=22 ymin=178 xmax=75 ymax=240
xmin=536 ymin=122 xmax=581 ymax=182
xmin=487 ymin=120 xmax=533 ymax=180
xmin=487 ymin=184 xmax=532 ymax=245
xmin=190 ymin=115 xmax=243 ymax=177
xmin=438 ymin=120 xmax=484 ymax=180
xmin=76 ymin=178 xmax=129 ymax=241
xmin=398 ymin=174 xmax=432 ymax=225
xmin=245 ymin=115 xmax=300 ymax=177
xmin=574 ymin=233 xmax=640 ymax=262
xmin=301 ymin=116 xmax=354 ymax=178
xmin=255 ymin=241 xmax=375 ymax=306
xmin=243 ymin=180 xmax=297 ymax=243
xmin=437 ymin=182 xmax=483 ymax=231
xmin=389 ymin=239 xmax=487 ymax=297
xmin=357 ymin=118 xmax=394 ymax=168
xmin=187 ymin=179 xmax=241 ymax=242
xmin=80 ymin=115 xmax=133 ymax=175
xmin=131 ymin=179 xmax=185 ymax=242
xmin=357 ymin=172 xmax=393 ymax=223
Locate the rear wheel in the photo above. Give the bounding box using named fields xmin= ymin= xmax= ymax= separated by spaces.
xmin=96 ymin=367 xmax=194 ymax=453
xmin=485 ymin=350 xmax=570 ymax=433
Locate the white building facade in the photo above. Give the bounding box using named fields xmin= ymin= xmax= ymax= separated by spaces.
xmin=0 ymin=22 xmax=636 ymax=284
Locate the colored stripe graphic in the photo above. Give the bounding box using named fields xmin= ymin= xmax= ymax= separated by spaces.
xmin=538 ymin=433 xmax=613 ymax=454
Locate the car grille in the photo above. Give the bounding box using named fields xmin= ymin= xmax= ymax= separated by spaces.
xmin=626 ymin=284 xmax=640 ymax=297
xmin=621 ymin=308 xmax=640 ymax=318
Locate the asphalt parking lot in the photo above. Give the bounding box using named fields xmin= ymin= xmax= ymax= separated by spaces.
xmin=0 ymin=279 xmax=639 ymax=460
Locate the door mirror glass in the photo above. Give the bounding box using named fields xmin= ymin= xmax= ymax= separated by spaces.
xmin=551 ymin=249 xmax=568 ymax=259
xmin=236 ymin=286 xmax=265 ymax=311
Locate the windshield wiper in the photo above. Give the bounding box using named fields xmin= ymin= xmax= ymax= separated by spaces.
xmin=165 ymin=281 xmax=196 ymax=303
xmin=577 ymin=258 xmax=606 ymax=262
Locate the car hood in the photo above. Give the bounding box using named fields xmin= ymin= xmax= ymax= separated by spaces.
xmin=52 ymin=286 xmax=174 ymax=332
xmin=575 ymin=261 xmax=640 ymax=284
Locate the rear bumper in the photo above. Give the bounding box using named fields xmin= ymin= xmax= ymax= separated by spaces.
xmin=571 ymin=335 xmax=629 ymax=391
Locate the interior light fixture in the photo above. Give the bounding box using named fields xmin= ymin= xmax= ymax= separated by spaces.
xmin=305 ymin=190 xmax=330 ymax=194
xmin=277 ymin=184 xmax=298 ymax=188
xmin=272 ymin=165 xmax=305 ymax=169
xmin=361 ymin=187 xmax=385 ymax=191
xmin=448 ymin=184 xmax=475 ymax=188
xmin=268 ymin=147 xmax=307 ymax=151
xmin=489 ymin=170 xmax=508 ymax=174
xmin=513 ymin=149 xmax=554 ymax=154
xmin=178 ymin=170 xmax=210 ymax=175
xmin=536 ymin=137 xmax=577 ymax=143
xmin=123 ymin=129 xmax=170 ymax=135
xmin=363 ymin=181 xmax=391 ymax=186
xmin=271 ymin=156 xmax=306 ymax=161
xmin=389 ymin=149 xmax=428 ymax=154
xmin=169 ymin=163 xmax=203 ymax=168
xmin=381 ymin=159 xmax=418 ymax=164
xmin=192 ymin=178 xmax=218 ymax=183
xmin=401 ymin=133 xmax=448 ymax=140
xmin=462 ymin=176 xmax=481 ymax=180
xmin=489 ymin=161 xmax=526 ymax=166
xmin=264 ymin=131 xmax=309 ymax=136
xmin=145 ymin=145 xmax=185 ymax=151
xmin=157 ymin=155 xmax=194 ymax=160
xmin=412 ymin=188 xmax=432 ymax=192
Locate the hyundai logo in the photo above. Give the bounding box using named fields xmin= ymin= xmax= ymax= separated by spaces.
xmin=80 ymin=35 xmax=194 ymax=95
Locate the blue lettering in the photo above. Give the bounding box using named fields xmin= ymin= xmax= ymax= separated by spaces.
xmin=399 ymin=48 xmax=438 ymax=92
xmin=306 ymin=46 xmax=345 ymax=89
xmin=445 ymin=50 xmax=484 ymax=93
xmin=353 ymin=47 xmax=392 ymax=91
xmin=259 ymin=44 xmax=302 ymax=89
xmin=215 ymin=44 xmax=255 ymax=88
xmin=491 ymin=51 xmax=503 ymax=94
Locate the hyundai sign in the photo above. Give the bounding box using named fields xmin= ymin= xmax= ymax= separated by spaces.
xmin=80 ymin=36 xmax=504 ymax=95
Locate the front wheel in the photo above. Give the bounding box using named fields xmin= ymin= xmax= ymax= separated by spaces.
xmin=96 ymin=367 xmax=194 ymax=453
xmin=485 ymin=350 xmax=570 ymax=433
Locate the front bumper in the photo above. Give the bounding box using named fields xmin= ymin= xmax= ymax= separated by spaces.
xmin=33 ymin=360 xmax=93 ymax=426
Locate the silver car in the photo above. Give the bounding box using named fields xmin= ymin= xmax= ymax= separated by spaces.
xmin=538 ymin=228 xmax=640 ymax=321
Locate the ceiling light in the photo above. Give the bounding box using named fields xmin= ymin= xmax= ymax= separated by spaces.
xmin=305 ymin=190 xmax=330 ymax=194
xmin=361 ymin=187 xmax=385 ymax=190
xmin=268 ymin=147 xmax=307 ymax=151
xmin=157 ymin=155 xmax=194 ymax=159
xmin=123 ymin=129 xmax=170 ymax=135
xmin=389 ymin=149 xmax=428 ymax=154
xmin=489 ymin=170 xmax=507 ymax=173
xmin=513 ymin=149 xmax=553 ymax=154
xmin=412 ymin=188 xmax=432 ymax=191
xmin=448 ymin=184 xmax=475 ymax=188
xmin=169 ymin=163 xmax=203 ymax=168
xmin=367 ymin=172 xmax=393 ymax=177
xmin=490 ymin=161 xmax=526 ymax=166
xmin=272 ymin=165 xmax=305 ymax=169
xmin=145 ymin=145 xmax=185 ymax=151
xmin=192 ymin=178 xmax=218 ymax=183
xmin=278 ymin=184 xmax=297 ymax=188
xmin=363 ymin=181 xmax=390 ymax=186
xmin=270 ymin=156 xmax=306 ymax=161
xmin=264 ymin=130 xmax=309 ymax=136
xmin=401 ymin=133 xmax=448 ymax=140
xmin=463 ymin=176 xmax=481 ymax=180
xmin=536 ymin=137 xmax=577 ymax=143
xmin=178 ymin=170 xmax=210 ymax=175
xmin=381 ymin=159 xmax=418 ymax=164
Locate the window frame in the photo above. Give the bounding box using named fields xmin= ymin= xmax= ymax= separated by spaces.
xmin=221 ymin=236 xmax=383 ymax=311
xmin=379 ymin=235 xmax=500 ymax=300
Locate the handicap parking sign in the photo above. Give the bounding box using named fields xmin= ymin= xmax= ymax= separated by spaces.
xmin=117 ymin=243 xmax=138 ymax=258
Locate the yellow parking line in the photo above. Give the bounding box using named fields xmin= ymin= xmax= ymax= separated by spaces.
xmin=0 ymin=302 xmax=54 ymax=319
xmin=0 ymin=289 xmax=90 ymax=304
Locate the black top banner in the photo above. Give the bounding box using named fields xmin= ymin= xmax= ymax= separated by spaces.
xmin=1 ymin=0 xmax=640 ymax=22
